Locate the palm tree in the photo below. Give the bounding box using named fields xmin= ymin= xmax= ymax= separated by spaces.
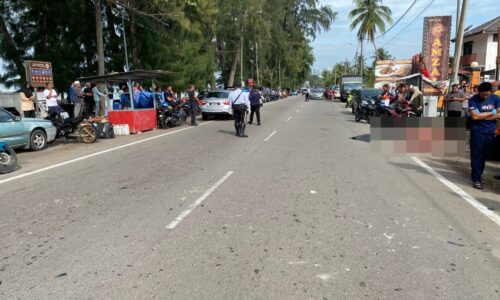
xmin=349 ymin=0 xmax=393 ymax=61
xmin=372 ymin=48 xmax=392 ymax=61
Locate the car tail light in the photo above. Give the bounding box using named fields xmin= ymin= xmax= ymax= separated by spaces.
xmin=200 ymin=100 xmax=206 ymax=106
xmin=223 ymin=100 xmax=230 ymax=105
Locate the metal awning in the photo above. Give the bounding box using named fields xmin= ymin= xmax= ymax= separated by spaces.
xmin=77 ymin=70 xmax=173 ymax=83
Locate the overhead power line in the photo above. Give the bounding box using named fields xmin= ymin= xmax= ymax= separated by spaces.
xmin=380 ymin=0 xmax=435 ymax=49
xmin=375 ymin=0 xmax=418 ymax=39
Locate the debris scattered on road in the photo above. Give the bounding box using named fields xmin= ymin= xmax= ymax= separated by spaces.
xmin=359 ymin=281 xmax=366 ymax=287
xmin=316 ymin=273 xmax=334 ymax=281
xmin=383 ymin=232 xmax=394 ymax=244
xmin=447 ymin=241 xmax=466 ymax=247
xmin=310 ymin=190 xmax=317 ymax=194
xmin=55 ymin=273 xmax=67 ymax=278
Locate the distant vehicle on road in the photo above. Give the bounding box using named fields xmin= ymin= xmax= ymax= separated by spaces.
xmin=301 ymin=88 xmax=309 ymax=95
xmin=341 ymin=75 xmax=362 ymax=102
xmin=291 ymin=90 xmax=298 ymax=96
xmin=0 ymin=107 xmax=57 ymax=151
xmin=200 ymin=90 xmax=232 ymax=120
xmin=333 ymin=87 xmax=340 ymax=99
xmin=309 ymin=88 xmax=325 ymax=100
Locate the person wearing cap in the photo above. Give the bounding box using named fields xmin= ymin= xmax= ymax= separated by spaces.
xmin=492 ymin=81 xmax=500 ymax=97
xmin=73 ymin=81 xmax=85 ymax=118
xmin=229 ymin=81 xmax=251 ymax=137
xmin=468 ymin=82 xmax=500 ymax=189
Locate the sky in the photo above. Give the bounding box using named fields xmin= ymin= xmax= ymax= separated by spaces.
xmin=311 ymin=0 xmax=500 ymax=73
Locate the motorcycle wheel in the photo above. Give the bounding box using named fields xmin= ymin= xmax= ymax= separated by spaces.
xmin=159 ymin=118 xmax=168 ymax=129
xmin=0 ymin=145 xmax=18 ymax=174
xmin=80 ymin=125 xmax=97 ymax=143
xmin=355 ymin=114 xmax=361 ymax=122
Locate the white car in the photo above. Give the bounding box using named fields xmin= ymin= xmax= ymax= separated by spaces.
xmin=200 ymin=90 xmax=232 ymax=120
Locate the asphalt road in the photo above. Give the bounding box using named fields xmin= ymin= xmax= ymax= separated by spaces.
xmin=1 ymin=96 xmax=500 ymax=299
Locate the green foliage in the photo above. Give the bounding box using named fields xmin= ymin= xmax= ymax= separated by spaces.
xmin=349 ymin=0 xmax=392 ymax=59
xmin=0 ymin=0 xmax=336 ymax=92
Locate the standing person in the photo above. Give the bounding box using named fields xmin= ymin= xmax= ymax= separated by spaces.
xmin=379 ymin=84 xmax=392 ymax=106
xmin=462 ymin=83 xmax=474 ymax=117
xmin=492 ymin=81 xmax=500 ymax=97
xmin=19 ymin=82 xmax=36 ymax=118
xmin=43 ymin=82 xmax=60 ymax=115
xmin=68 ymin=82 xmax=75 ymax=104
xmin=83 ymin=83 xmax=94 ymax=116
xmin=92 ymin=83 xmax=106 ymax=117
xmin=409 ymin=86 xmax=423 ymax=116
xmin=73 ymin=81 xmax=85 ymax=118
xmin=468 ymin=82 xmax=500 ymax=189
xmin=229 ymin=81 xmax=251 ymax=137
xmin=248 ymin=87 xmax=261 ymax=125
xmin=305 ymin=87 xmax=310 ymax=102
xmin=445 ymin=84 xmax=465 ymax=117
xmin=187 ymin=84 xmax=201 ymax=126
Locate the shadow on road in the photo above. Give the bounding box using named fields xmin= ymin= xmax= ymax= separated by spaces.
xmin=218 ymin=129 xmax=236 ymax=136
xmin=350 ymin=134 xmax=370 ymax=143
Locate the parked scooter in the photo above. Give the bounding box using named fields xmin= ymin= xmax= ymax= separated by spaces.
xmin=0 ymin=141 xmax=17 ymax=174
xmin=46 ymin=110 xmax=97 ymax=143
xmin=355 ymin=98 xmax=376 ymax=123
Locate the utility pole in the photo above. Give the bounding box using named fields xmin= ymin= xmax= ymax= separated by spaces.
xmin=121 ymin=10 xmax=130 ymax=72
xmin=255 ymin=39 xmax=260 ymax=86
xmin=496 ymin=26 xmax=500 ymax=81
xmin=278 ymin=58 xmax=281 ymax=88
xmin=94 ymin=0 xmax=105 ymax=75
xmin=451 ymin=0 xmax=469 ymax=84
xmin=360 ymin=40 xmax=364 ymax=78
xmin=240 ymin=36 xmax=243 ymax=86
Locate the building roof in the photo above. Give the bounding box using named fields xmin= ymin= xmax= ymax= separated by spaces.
xmin=453 ymin=16 xmax=500 ymax=42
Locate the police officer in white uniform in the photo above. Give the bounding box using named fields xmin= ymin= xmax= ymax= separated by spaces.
xmin=229 ymin=81 xmax=251 ymax=137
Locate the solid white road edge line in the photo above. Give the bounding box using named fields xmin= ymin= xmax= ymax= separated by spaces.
xmin=0 ymin=121 xmax=215 ymax=186
xmin=411 ymin=156 xmax=500 ymax=227
xmin=264 ymin=130 xmax=278 ymax=142
xmin=287 ymin=116 xmax=292 ymax=122
xmin=166 ymin=171 xmax=234 ymax=229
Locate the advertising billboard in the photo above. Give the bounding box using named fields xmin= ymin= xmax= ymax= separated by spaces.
xmin=374 ymin=59 xmax=413 ymax=89
xmin=24 ymin=60 xmax=53 ymax=88
xmin=421 ymin=16 xmax=452 ymax=96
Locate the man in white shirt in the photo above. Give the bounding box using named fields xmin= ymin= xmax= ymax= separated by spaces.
xmin=229 ymin=81 xmax=251 ymax=137
xmin=43 ymin=82 xmax=60 ymax=115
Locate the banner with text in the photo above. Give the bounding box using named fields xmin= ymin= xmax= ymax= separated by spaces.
xmin=421 ymin=16 xmax=451 ymax=96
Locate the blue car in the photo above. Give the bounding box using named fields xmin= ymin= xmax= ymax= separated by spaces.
xmin=0 ymin=107 xmax=57 ymax=151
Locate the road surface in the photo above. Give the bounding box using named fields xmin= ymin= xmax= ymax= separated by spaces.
xmin=1 ymin=96 xmax=500 ymax=299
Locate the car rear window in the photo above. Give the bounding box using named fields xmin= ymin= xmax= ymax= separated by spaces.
xmin=206 ymin=92 xmax=229 ymax=99
xmin=312 ymin=89 xmax=324 ymax=93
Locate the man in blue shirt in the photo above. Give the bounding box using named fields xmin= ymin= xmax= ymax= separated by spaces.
xmin=248 ymin=87 xmax=262 ymax=125
xmin=468 ymin=82 xmax=500 ymax=189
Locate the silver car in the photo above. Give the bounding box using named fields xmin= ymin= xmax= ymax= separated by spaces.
xmin=200 ymin=90 xmax=232 ymax=120
xmin=309 ymin=88 xmax=325 ymax=100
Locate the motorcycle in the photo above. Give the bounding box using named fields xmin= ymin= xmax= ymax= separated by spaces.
xmin=374 ymin=101 xmax=416 ymax=118
xmin=46 ymin=111 xmax=97 ymax=143
xmin=0 ymin=141 xmax=18 ymax=174
xmin=157 ymin=102 xmax=186 ymax=129
xmin=355 ymin=98 xmax=376 ymax=123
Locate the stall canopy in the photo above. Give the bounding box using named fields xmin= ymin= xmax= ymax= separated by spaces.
xmin=76 ymin=70 xmax=173 ymax=134
xmin=77 ymin=70 xmax=173 ymax=83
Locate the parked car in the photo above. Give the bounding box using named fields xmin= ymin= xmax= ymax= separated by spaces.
xmin=197 ymin=90 xmax=209 ymax=101
xmin=200 ymin=90 xmax=232 ymax=120
xmin=0 ymin=107 xmax=57 ymax=151
xmin=262 ymin=88 xmax=272 ymax=102
xmin=301 ymin=88 xmax=309 ymax=95
xmin=309 ymin=88 xmax=325 ymax=100
xmin=291 ymin=90 xmax=298 ymax=96
xmin=333 ymin=87 xmax=340 ymax=99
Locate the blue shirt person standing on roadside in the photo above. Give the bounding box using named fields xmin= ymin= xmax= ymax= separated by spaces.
xmin=468 ymin=82 xmax=500 ymax=189
xmin=187 ymin=84 xmax=201 ymax=126
xmin=248 ymin=87 xmax=262 ymax=126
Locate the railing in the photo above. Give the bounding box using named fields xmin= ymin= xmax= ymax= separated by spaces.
xmin=460 ymin=53 xmax=486 ymax=66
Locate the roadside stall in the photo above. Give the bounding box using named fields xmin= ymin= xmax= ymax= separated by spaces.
xmin=77 ymin=70 xmax=172 ymax=133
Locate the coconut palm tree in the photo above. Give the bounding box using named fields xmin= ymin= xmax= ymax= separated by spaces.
xmin=349 ymin=0 xmax=393 ymax=60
